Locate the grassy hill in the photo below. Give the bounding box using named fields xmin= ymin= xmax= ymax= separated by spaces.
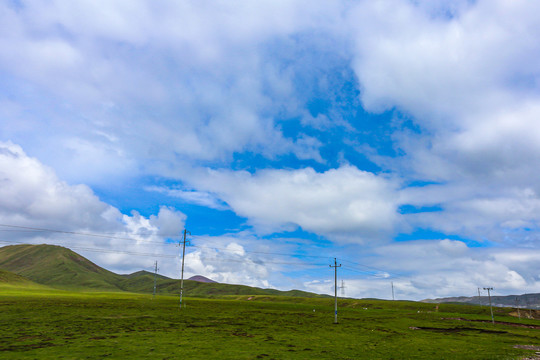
xmin=0 ymin=244 xmax=122 ymax=290
xmin=152 ymin=278 xmax=328 ymax=298
xmin=0 ymin=244 xmax=327 ymax=298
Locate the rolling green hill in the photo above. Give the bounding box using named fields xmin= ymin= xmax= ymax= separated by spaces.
xmin=0 ymin=244 xmax=327 ymax=298
xmin=150 ymin=278 xmax=328 ymax=298
xmin=0 ymin=244 xmax=121 ymax=290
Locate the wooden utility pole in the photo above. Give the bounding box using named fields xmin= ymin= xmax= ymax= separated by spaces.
xmin=483 ymin=287 xmax=494 ymax=324
xmin=478 ymin=288 xmax=482 ymax=308
xmin=330 ymin=258 xmax=341 ymax=324
xmin=179 ymin=229 xmax=190 ymax=309
xmin=153 ymin=260 xmax=159 ymax=299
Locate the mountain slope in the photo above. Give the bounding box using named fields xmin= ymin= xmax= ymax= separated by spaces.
xmin=142 ymin=278 xmax=328 ymax=298
xmin=0 ymin=244 xmax=327 ymax=298
xmin=0 ymin=244 xmax=122 ymax=290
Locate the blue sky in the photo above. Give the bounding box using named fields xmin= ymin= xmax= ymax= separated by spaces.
xmin=1 ymin=0 xmax=540 ymax=300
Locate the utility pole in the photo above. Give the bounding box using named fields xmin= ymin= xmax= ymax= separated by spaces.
xmin=483 ymin=287 xmax=494 ymax=324
xmin=153 ymin=260 xmax=159 ymax=299
xmin=179 ymin=229 xmax=190 ymax=309
xmin=391 ymin=282 xmax=395 ymax=301
xmin=515 ymin=297 xmax=521 ymax=319
xmin=330 ymin=258 xmax=341 ymax=324
xmin=340 ymin=280 xmax=346 ymax=297
xmin=477 ymin=288 xmax=482 ymax=308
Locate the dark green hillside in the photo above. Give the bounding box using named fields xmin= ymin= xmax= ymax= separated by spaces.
xmin=121 ymin=270 xmax=170 ymax=280
xmin=152 ymin=278 xmax=329 ymax=298
xmin=117 ymin=272 xmax=328 ymax=298
xmin=0 ymin=244 xmax=122 ymax=290
xmin=0 ymin=244 xmax=327 ymax=298
xmin=116 ymin=270 xmax=171 ymax=292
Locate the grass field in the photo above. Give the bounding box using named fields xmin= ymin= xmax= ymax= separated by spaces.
xmin=1 ymin=287 xmax=539 ymax=359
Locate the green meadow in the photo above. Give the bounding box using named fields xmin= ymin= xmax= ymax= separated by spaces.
xmin=1 ymin=287 xmax=539 ymax=360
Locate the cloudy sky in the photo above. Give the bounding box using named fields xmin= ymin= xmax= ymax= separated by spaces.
xmin=2 ymin=0 xmax=540 ymax=300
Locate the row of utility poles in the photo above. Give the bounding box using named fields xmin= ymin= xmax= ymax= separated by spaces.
xmin=158 ymin=234 xmax=531 ymax=325
xmin=478 ymin=287 xmax=535 ymax=322
xmin=151 ymin=229 xmax=190 ymax=309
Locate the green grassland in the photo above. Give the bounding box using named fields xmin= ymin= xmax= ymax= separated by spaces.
xmin=1 ymin=287 xmax=539 ymax=359
xmin=1 ymin=244 xmax=539 ymax=359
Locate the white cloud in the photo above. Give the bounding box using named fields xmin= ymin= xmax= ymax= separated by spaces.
xmin=184 ymin=244 xmax=271 ymax=288
xmin=314 ymin=240 xmax=540 ymax=300
xmin=345 ymin=1 xmax=540 ymax=246
xmin=2 ymin=1 xmax=540 ymax=299
xmin=180 ymin=165 xmax=400 ymax=241
xmin=0 ymin=141 xmax=185 ymax=275
xmin=0 ymin=0 xmax=345 ymax=184
xmin=146 ymin=186 xmax=228 ymax=211
xmin=0 ymin=141 xmax=120 ymax=231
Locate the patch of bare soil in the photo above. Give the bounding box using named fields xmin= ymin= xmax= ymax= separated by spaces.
xmin=510 ymin=309 xmax=540 ymax=320
xmin=442 ymin=317 xmax=540 ymax=329
xmin=514 ymin=345 xmax=540 ymax=360
xmin=408 ymin=326 xmax=506 ymax=334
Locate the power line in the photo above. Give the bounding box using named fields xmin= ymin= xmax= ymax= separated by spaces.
xmin=190 ymin=243 xmax=332 ymax=260
xmin=0 ymin=238 xmax=328 ymax=267
xmin=0 ymin=239 xmax=177 ymax=258
xmin=340 ymin=258 xmax=405 ymax=279
xmin=0 ymin=223 xmax=167 ymax=244
xmin=0 ymin=223 xmax=334 ymax=261
xmin=0 ymin=223 xmax=405 ymax=284
xmin=341 ymin=265 xmax=391 ymax=278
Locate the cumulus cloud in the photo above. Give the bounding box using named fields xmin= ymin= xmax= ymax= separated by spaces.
xmin=179 ymin=165 xmax=400 ymax=241
xmin=345 ymin=1 xmax=540 ymax=246
xmin=306 ymin=240 xmax=540 ymax=300
xmin=184 ymin=243 xmax=271 ymax=288
xmin=2 ymin=0 xmax=540 ymax=299
xmin=0 ymin=141 xmax=121 ymax=231
xmin=0 ymin=141 xmax=186 ymax=274
xmin=0 ymin=0 xmax=345 ymax=185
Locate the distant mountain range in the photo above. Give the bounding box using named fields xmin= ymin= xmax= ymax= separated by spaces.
xmin=0 ymin=244 xmax=327 ymax=298
xmin=423 ymin=293 xmax=540 ymax=309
